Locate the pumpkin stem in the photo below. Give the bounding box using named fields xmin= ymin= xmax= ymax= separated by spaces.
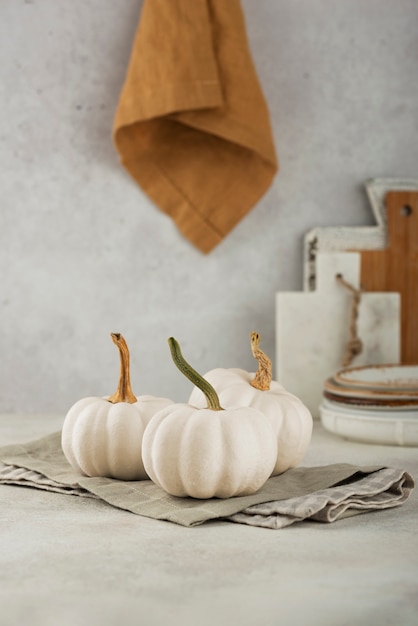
xmin=168 ymin=337 xmax=223 ymax=411
xmin=250 ymin=331 xmax=272 ymax=391
xmin=108 ymin=333 xmax=138 ymax=404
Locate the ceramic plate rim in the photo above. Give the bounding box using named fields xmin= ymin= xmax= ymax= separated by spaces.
xmin=321 ymin=397 xmax=418 ymax=418
xmin=334 ymin=363 xmax=418 ymax=391
xmin=323 ymin=377 xmax=418 ymax=401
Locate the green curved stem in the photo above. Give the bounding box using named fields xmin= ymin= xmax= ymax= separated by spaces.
xmin=168 ymin=337 xmax=223 ymax=411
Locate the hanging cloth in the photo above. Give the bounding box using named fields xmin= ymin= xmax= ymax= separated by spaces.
xmin=113 ymin=0 xmax=278 ymax=253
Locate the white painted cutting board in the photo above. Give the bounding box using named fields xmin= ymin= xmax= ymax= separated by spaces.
xmin=276 ymin=252 xmax=400 ymax=417
xmin=303 ymin=178 xmax=418 ymax=291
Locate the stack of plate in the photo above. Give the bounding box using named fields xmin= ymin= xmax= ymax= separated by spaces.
xmin=319 ymin=364 xmax=418 ymax=446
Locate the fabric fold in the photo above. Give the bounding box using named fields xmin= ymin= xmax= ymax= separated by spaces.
xmin=228 ymin=468 xmax=414 ymax=529
xmin=113 ymin=0 xmax=278 ymax=253
xmin=0 ymin=432 xmax=414 ymax=528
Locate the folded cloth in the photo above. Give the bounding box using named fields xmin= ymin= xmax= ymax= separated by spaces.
xmin=113 ymin=0 xmax=278 ymax=253
xmin=0 ymin=432 xmax=414 ymax=528
xmin=228 ymin=468 xmax=414 ymax=528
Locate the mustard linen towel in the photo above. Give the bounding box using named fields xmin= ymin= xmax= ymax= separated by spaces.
xmin=113 ymin=0 xmax=278 ymax=253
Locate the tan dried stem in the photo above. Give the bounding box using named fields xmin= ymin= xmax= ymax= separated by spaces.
xmin=108 ymin=333 xmax=138 ymax=404
xmin=250 ymin=331 xmax=272 ymax=391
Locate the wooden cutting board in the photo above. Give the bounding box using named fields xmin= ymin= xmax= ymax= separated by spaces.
xmin=303 ymin=179 xmax=418 ymax=291
xmin=360 ymin=191 xmax=418 ymax=364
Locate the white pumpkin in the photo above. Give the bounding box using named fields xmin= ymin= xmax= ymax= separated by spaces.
xmin=143 ymin=402 xmax=276 ymax=499
xmin=142 ymin=338 xmax=276 ymax=499
xmin=61 ymin=333 xmax=173 ymax=481
xmin=189 ymin=332 xmax=313 ymax=476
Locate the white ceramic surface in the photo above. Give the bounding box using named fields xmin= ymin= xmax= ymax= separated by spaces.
xmin=320 ymin=399 xmax=418 ymax=446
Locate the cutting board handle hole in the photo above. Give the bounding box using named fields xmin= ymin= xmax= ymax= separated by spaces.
xmin=401 ymin=204 xmax=413 ymax=217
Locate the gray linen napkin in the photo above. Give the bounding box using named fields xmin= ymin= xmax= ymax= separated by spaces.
xmin=0 ymin=432 xmax=414 ymax=528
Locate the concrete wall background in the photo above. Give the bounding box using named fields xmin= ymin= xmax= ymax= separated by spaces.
xmin=1 ymin=0 xmax=417 ymax=414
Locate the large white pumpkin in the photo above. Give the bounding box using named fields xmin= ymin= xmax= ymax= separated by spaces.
xmin=142 ymin=337 xmax=276 ymax=498
xmin=142 ymin=402 xmax=277 ymax=498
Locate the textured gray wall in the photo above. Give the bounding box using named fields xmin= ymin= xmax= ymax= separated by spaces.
xmin=1 ymin=0 xmax=417 ymax=414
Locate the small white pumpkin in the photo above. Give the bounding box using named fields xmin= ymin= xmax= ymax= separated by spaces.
xmin=142 ymin=338 xmax=276 ymax=499
xmin=61 ymin=333 xmax=173 ymax=481
xmin=189 ymin=332 xmax=313 ymax=476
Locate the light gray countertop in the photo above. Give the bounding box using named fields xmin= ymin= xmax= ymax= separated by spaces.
xmin=1 ymin=414 xmax=417 ymax=626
